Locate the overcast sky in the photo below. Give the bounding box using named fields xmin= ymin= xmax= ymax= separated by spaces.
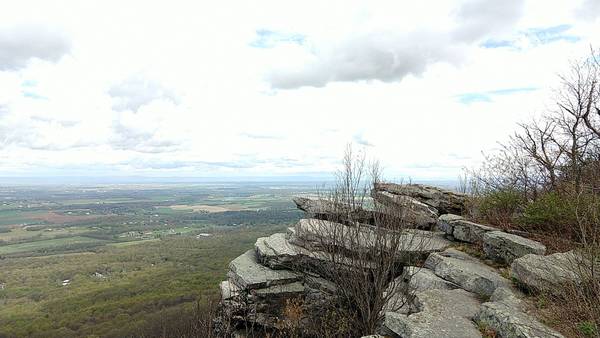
xmin=0 ymin=0 xmax=599 ymax=180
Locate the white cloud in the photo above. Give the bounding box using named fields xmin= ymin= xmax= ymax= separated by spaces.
xmin=108 ymin=75 xmax=180 ymax=112
xmin=576 ymin=0 xmax=600 ymax=21
xmin=0 ymin=0 xmax=597 ymax=179
xmin=266 ymin=0 xmax=525 ymax=89
xmin=0 ymin=23 xmax=70 ymax=70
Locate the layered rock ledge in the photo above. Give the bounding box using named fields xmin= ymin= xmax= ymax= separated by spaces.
xmin=217 ymin=183 xmax=569 ymax=338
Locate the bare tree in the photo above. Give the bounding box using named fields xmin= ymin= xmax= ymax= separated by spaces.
xmin=579 ymin=48 xmax=600 ymax=139
xmin=297 ymin=145 xmax=425 ymax=336
xmin=512 ymin=119 xmax=563 ymax=191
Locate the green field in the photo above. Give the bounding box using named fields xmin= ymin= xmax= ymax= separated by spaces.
xmin=0 ymin=182 xmax=312 ymax=337
xmin=0 ymin=236 xmax=106 ymax=255
xmin=0 ymin=226 xmax=286 ymax=337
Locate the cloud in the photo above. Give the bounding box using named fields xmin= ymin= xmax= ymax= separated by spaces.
xmin=0 ymin=24 xmax=70 ymax=71
xmin=110 ymin=119 xmax=180 ymax=153
xmin=268 ymin=30 xmax=463 ymax=89
xmin=267 ymin=0 xmax=524 ymax=89
xmin=125 ymin=160 xmax=254 ymax=170
xmin=239 ymin=132 xmax=284 ymax=140
xmin=108 ymin=75 xmax=179 ymax=112
xmin=576 ymin=0 xmax=600 ymax=21
xmin=0 ymin=116 xmax=91 ymax=151
xmin=452 ymin=0 xmax=524 ymax=42
xmin=353 ymin=132 xmax=374 ymax=147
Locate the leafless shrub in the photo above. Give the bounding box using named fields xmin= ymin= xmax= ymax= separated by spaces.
xmin=466 ymin=48 xmax=600 ymax=337
xmin=297 ymin=145 xmax=426 ymax=336
xmin=467 ymin=48 xmax=600 ymax=230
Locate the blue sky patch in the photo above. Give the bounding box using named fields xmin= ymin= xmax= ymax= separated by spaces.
xmin=525 ymin=24 xmax=580 ymax=44
xmin=481 ymin=24 xmax=580 ymax=49
xmin=456 ymin=87 xmax=538 ymax=104
xmin=250 ymin=29 xmax=305 ymax=48
xmin=457 ymin=93 xmax=492 ymax=104
xmin=21 ymin=80 xmax=38 ymax=87
xmin=23 ymin=91 xmax=47 ymax=100
xmin=481 ymin=39 xmax=514 ymax=49
xmin=488 ymin=87 xmax=538 ymax=95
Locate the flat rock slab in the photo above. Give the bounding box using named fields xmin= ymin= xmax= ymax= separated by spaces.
xmin=252 ymin=281 xmax=306 ymax=297
xmin=294 ymin=219 xmax=451 ymax=263
xmin=475 ymin=287 xmax=565 ymax=338
xmin=255 ymin=233 xmax=303 ymax=269
xmin=372 ymin=191 xmax=438 ymax=228
xmin=384 ymin=266 xmax=460 ymax=315
xmin=375 ymin=183 xmax=467 ymax=214
xmin=228 ymin=250 xmax=300 ymax=290
xmin=259 ymin=229 xmax=382 ymax=274
xmin=384 ymin=289 xmax=482 ymax=338
xmin=452 ymin=220 xmax=498 ymax=243
xmin=402 ymin=266 xmax=460 ymax=292
xmin=425 ymin=248 xmax=510 ymax=297
xmin=510 ymin=251 xmax=579 ymax=292
xmin=292 ymin=196 xmax=373 ymax=223
xmin=293 ymin=196 xmax=339 ymax=214
xmin=483 ymin=231 xmax=546 ymax=264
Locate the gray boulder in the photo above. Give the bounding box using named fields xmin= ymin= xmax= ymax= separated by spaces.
xmin=383 ymin=266 xmax=459 ymax=315
xmin=256 ymin=231 xmax=367 ymax=272
xmin=383 ymin=289 xmax=482 ymax=338
xmin=227 ymin=250 xmax=300 ymax=290
xmin=452 ymin=219 xmax=498 ymax=243
xmin=425 ymin=249 xmax=510 ymax=297
xmin=475 ymin=287 xmax=565 ymax=338
xmin=402 ymin=266 xmax=460 ymax=292
xmin=375 ymin=183 xmax=467 ymax=214
xmin=372 ymin=191 xmax=439 ymax=228
xmin=255 ymin=233 xmax=304 ymax=269
xmin=437 ymin=213 xmax=464 ymax=235
xmin=483 ymin=231 xmax=546 ymax=264
xmin=510 ymin=251 xmax=580 ymax=292
xmin=220 ymin=280 xmax=241 ymax=301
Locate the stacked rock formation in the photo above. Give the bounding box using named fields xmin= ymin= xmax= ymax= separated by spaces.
xmin=218 ymin=183 xmax=571 ymax=338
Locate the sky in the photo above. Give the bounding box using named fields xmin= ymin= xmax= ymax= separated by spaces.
xmin=0 ymin=0 xmax=599 ymax=181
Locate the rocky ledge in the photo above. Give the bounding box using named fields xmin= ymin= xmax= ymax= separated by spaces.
xmin=217 ymin=183 xmax=576 ymax=338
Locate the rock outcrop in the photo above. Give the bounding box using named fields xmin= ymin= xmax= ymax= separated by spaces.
xmin=437 ymin=213 xmax=464 ymax=235
xmin=483 ymin=231 xmax=546 ymax=264
xmin=452 ymin=219 xmax=499 ymax=243
xmin=292 ymin=218 xmax=452 ymax=263
xmin=510 ymin=251 xmax=580 ymax=292
xmin=475 ymin=287 xmax=565 ymax=338
xmin=384 ymin=289 xmax=482 ymax=338
xmin=372 ymin=191 xmax=438 ymax=228
xmin=292 ymin=196 xmax=374 ymax=224
xmin=217 ymin=184 xmax=566 ymax=338
xmin=375 ymin=183 xmax=467 ymax=214
xmin=425 ymin=248 xmax=510 ymax=297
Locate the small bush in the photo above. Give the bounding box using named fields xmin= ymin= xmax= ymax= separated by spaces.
xmin=578 ymin=321 xmax=598 ymax=337
xmin=476 ymin=321 xmax=497 ymax=338
xmin=519 ymin=192 xmax=574 ymax=234
xmin=477 ymin=189 xmax=523 ymax=227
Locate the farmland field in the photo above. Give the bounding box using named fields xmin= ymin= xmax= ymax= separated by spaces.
xmin=0 ymin=181 xmax=315 ymax=337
